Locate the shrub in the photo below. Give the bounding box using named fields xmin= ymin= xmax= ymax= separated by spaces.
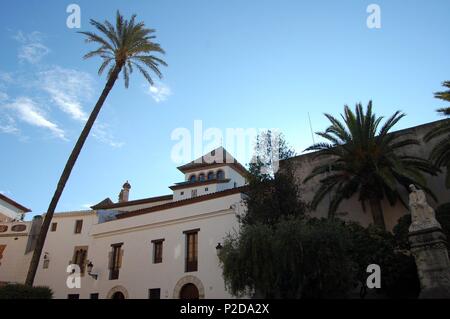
xmin=0 ymin=284 xmax=53 ymax=299
xmin=219 ymin=217 xmax=356 ymax=298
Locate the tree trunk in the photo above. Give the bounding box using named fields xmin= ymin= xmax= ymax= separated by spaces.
xmin=25 ymin=63 xmax=123 ymax=286
xmin=369 ymin=197 xmax=386 ymax=230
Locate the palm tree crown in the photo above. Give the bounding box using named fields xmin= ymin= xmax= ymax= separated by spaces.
xmin=434 ymin=81 xmax=450 ymax=116
xmin=304 ymin=101 xmax=438 ymax=229
xmin=25 ymin=11 xmax=167 ymax=286
xmin=424 ymin=81 xmax=450 ymax=187
xmin=79 ymin=10 xmax=167 ymax=88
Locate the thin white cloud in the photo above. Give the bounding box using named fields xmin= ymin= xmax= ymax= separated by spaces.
xmin=39 ymin=66 xmax=93 ymax=121
xmin=4 ymin=97 xmax=65 ymax=140
xmin=146 ymin=82 xmax=171 ymax=103
xmin=92 ymin=122 xmax=124 ymax=148
xmin=14 ymin=31 xmax=50 ymax=64
xmin=0 ymin=114 xmax=20 ymax=135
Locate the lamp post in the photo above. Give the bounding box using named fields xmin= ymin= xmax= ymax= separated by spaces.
xmin=215 ymin=243 xmax=223 ymax=255
xmin=87 ymin=261 xmax=98 ymax=280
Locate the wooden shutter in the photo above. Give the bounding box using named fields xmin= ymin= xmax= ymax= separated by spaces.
xmin=108 ymin=252 xmax=113 ymax=269
xmin=118 ymin=249 xmax=124 ymax=268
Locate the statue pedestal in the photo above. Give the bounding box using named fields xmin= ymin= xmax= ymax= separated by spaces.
xmin=409 ymin=227 xmax=450 ymax=298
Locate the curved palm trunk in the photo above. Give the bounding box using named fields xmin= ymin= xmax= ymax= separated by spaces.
xmin=369 ymin=197 xmax=386 ymax=230
xmin=25 ymin=64 xmax=123 ymax=286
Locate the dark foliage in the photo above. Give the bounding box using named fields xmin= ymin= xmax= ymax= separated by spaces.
xmin=0 ymin=284 xmax=53 ymax=299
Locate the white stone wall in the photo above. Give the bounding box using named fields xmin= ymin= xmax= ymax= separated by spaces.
xmin=0 ymin=221 xmax=33 ymax=283
xmin=33 ymin=193 xmax=244 ymax=299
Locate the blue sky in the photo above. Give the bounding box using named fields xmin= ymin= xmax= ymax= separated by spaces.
xmin=0 ymin=0 xmax=449 ymax=219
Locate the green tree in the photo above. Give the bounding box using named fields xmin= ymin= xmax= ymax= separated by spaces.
xmin=220 ymin=133 xmax=356 ymax=298
xmin=240 ymin=131 xmax=306 ymax=226
xmin=424 ymin=81 xmax=450 ymax=188
xmin=304 ymin=101 xmax=438 ymax=230
xmin=219 ymin=217 xmax=356 ymax=298
xmin=346 ymin=222 xmax=420 ymax=298
xmin=25 ymin=11 xmax=167 ymax=286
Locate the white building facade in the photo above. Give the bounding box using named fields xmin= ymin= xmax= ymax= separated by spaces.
xmin=21 ymin=147 xmax=247 ymax=299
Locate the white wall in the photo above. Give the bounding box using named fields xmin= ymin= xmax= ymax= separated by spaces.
xmin=0 ymin=221 xmax=33 ymax=283
xmin=33 ymin=193 xmax=244 ymax=299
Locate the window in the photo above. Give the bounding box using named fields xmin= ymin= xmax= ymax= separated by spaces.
xmin=51 ymin=222 xmax=57 ymax=232
xmin=109 ymin=243 xmax=123 ymax=280
xmin=148 ymin=288 xmax=161 ymax=299
xmin=180 ymin=191 xmax=184 ymax=196
xmin=184 ymin=229 xmax=199 ymax=272
xmin=191 ymin=189 xmax=197 ymax=198
xmin=207 ymin=172 xmax=215 ymax=180
xmin=90 ymin=293 xmax=99 ymax=299
xmin=189 ymin=175 xmax=196 ymax=182
xmin=205 ymin=187 xmax=208 ymax=192
xmin=216 ymin=170 xmax=225 ymax=180
xmin=74 ymin=220 xmax=83 ymax=234
xmin=0 ymin=245 xmax=6 ymax=266
xmin=11 ymin=224 xmax=26 ymax=232
xmin=152 ymin=239 xmax=164 ymax=264
xmin=43 ymin=253 xmax=50 ymax=269
xmin=68 ymin=294 xmax=79 ymax=299
xmin=72 ymin=246 xmax=88 ymax=275
xmin=199 ymin=173 xmax=205 ymax=181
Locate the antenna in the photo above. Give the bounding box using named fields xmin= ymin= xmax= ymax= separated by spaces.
xmin=308 ymin=112 xmax=316 ymax=145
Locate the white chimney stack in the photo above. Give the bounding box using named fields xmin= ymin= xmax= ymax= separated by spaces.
xmin=118 ymin=181 xmax=131 ymax=203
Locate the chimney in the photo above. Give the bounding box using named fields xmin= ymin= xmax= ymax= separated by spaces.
xmin=118 ymin=181 xmax=131 ymax=203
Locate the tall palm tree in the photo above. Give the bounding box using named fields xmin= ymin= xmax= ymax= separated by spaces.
xmin=25 ymin=11 xmax=167 ymax=286
xmin=304 ymin=102 xmax=438 ymax=230
xmin=424 ymin=81 xmax=450 ymax=188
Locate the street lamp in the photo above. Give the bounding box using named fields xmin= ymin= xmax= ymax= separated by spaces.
xmin=215 ymin=243 xmax=223 ymax=255
xmin=87 ymin=261 xmax=98 ymax=280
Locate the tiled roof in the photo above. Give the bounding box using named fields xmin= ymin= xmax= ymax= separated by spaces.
xmin=116 ymin=186 xmax=248 ymax=220
xmin=91 ymin=194 xmax=173 ymax=210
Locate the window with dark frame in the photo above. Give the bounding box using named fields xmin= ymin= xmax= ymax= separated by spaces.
xmin=51 ymin=222 xmax=57 ymax=232
xmin=90 ymin=293 xmax=99 ymax=299
xmin=72 ymin=246 xmax=88 ymax=275
xmin=148 ymin=288 xmax=161 ymax=299
xmin=184 ymin=229 xmax=199 ymax=272
xmin=152 ymin=239 xmax=164 ymax=264
xmin=109 ymin=243 xmax=123 ymax=280
xmin=68 ymin=294 xmax=79 ymax=299
xmin=216 ymin=170 xmax=225 ymax=180
xmin=191 ymin=189 xmax=197 ymax=198
xmin=74 ymin=220 xmax=83 ymax=234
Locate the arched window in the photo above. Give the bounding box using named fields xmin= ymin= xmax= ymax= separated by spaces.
xmin=189 ymin=175 xmax=196 ymax=183
xmin=199 ymin=173 xmax=205 ymax=182
xmin=216 ymin=170 xmax=225 ymax=180
xmin=207 ymin=172 xmax=215 ymax=180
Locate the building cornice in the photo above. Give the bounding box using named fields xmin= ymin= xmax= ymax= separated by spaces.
xmin=0 ymin=194 xmax=31 ymax=213
xmin=91 ymin=194 xmax=173 ymax=210
xmin=169 ymin=178 xmax=231 ymax=190
xmin=117 ymin=186 xmax=247 ymax=220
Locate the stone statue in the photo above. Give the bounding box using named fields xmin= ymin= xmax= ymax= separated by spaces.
xmin=409 ymin=184 xmax=441 ymax=232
